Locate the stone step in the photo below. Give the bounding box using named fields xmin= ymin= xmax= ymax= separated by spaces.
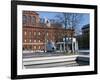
xmin=23 ymin=55 xmax=78 ymax=66
xmin=24 ymin=61 xmax=79 ymax=68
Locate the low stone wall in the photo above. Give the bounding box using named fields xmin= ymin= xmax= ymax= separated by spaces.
xmin=23 ymin=55 xmax=78 ymax=66
xmin=23 ymin=55 xmax=89 ymax=69
xmin=77 ymin=56 xmax=89 ymax=62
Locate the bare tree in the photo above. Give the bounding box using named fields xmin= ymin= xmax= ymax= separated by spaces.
xmin=56 ymin=13 xmax=83 ymax=31
xmin=55 ymin=13 xmax=83 ymax=53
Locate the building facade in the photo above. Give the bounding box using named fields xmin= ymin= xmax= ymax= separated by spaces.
xmin=77 ymin=24 xmax=90 ymax=49
xmin=22 ymin=11 xmax=75 ymax=51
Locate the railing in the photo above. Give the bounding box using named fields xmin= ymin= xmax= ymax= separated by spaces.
xmin=78 ymin=50 xmax=89 ymax=53
xmin=78 ymin=50 xmax=90 ymax=55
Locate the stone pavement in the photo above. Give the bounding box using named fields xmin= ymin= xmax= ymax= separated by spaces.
xmin=23 ymin=52 xmax=67 ymax=58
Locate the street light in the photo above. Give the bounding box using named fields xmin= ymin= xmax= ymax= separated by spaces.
xmin=45 ymin=17 xmax=51 ymax=52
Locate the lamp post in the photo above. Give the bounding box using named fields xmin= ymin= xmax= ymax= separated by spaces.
xmin=44 ymin=30 xmax=47 ymax=52
xmin=71 ymin=24 xmax=74 ymax=54
xmin=45 ymin=17 xmax=50 ymax=52
xmin=64 ymin=19 xmax=67 ymax=52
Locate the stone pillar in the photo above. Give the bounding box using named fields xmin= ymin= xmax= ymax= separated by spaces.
xmin=64 ymin=42 xmax=65 ymax=52
xmin=60 ymin=44 xmax=62 ymax=52
xmin=72 ymin=41 xmax=74 ymax=53
xmin=74 ymin=40 xmax=76 ymax=53
xmin=75 ymin=41 xmax=79 ymax=53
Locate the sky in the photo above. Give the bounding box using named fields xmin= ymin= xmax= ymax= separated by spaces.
xmin=37 ymin=11 xmax=90 ymax=31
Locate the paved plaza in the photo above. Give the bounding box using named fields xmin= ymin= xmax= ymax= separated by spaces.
xmin=23 ymin=52 xmax=75 ymax=58
xmin=23 ymin=51 xmax=89 ymax=58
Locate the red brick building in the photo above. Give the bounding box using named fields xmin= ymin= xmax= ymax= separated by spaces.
xmin=22 ymin=11 xmax=74 ymax=51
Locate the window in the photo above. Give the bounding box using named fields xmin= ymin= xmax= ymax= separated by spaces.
xmin=24 ymin=40 xmax=26 ymax=43
xmin=47 ymin=32 xmax=48 ymax=36
xmin=38 ymin=46 xmax=40 ymax=49
xmin=40 ymin=18 xmax=42 ymax=23
xmin=34 ymin=46 xmax=36 ymax=49
xmin=34 ymin=40 xmax=36 ymax=42
xmin=29 ymin=32 xmax=31 ymax=35
xmin=24 ymin=31 xmax=27 ymax=35
xmin=47 ymin=40 xmax=48 ymax=42
xmin=32 ymin=16 xmax=36 ymax=25
xmin=30 ymin=39 xmax=31 ymax=43
xmin=39 ymin=40 xmax=40 ymax=43
xmin=38 ymin=32 xmax=41 ymax=35
xmin=23 ymin=15 xmax=27 ymax=24
xmin=29 ymin=45 xmax=32 ymax=50
xmin=40 ymin=18 xmax=45 ymax=23
xmin=34 ymin=32 xmax=36 ymax=36
xmin=27 ymin=16 xmax=31 ymax=24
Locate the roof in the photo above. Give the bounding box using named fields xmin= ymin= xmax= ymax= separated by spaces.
xmin=23 ymin=11 xmax=39 ymax=15
xmin=82 ymin=24 xmax=90 ymax=30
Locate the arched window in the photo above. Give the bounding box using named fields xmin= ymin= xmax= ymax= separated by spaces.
xmin=23 ymin=15 xmax=27 ymax=24
xmin=40 ymin=18 xmax=45 ymax=23
xmin=31 ymin=16 xmax=36 ymax=25
xmin=27 ymin=16 xmax=31 ymax=24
